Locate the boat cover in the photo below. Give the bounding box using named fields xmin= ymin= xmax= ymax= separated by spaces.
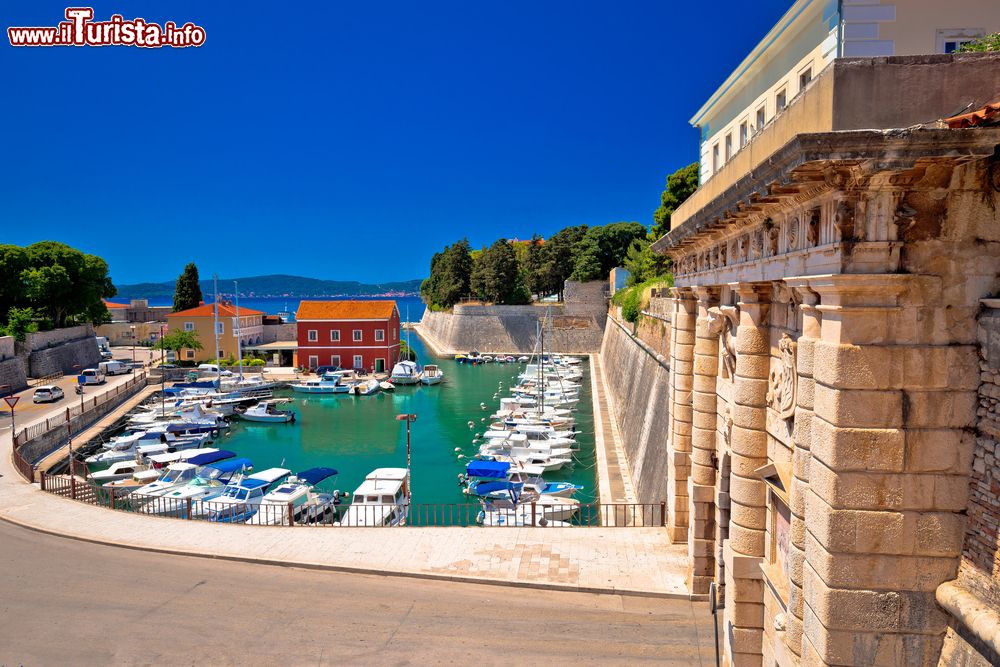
xmin=466 ymin=460 xmax=510 ymax=478
xmin=242 ymin=478 xmax=271 ymax=489
xmin=296 ymin=467 xmax=338 ymax=485
xmin=207 ymin=457 xmax=253 ymax=473
xmin=187 ymin=449 xmax=236 ymax=466
xmin=473 ymin=480 xmax=521 ymax=495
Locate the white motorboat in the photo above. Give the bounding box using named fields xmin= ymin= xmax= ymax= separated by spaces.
xmin=246 ymin=467 xmax=341 ymax=525
xmin=90 ymin=460 xmax=151 ymax=484
xmin=85 ymin=431 xmax=209 ymax=465
xmin=157 ymin=457 xmax=255 ymax=513
xmin=103 ymin=469 xmax=163 ymax=495
xmin=290 ymin=371 xmax=353 ymax=394
xmin=420 ymin=364 xmax=444 ymax=385
xmin=337 ymin=468 xmax=410 ymax=526
xmin=235 ymin=398 xmax=296 ymax=423
xmin=204 ymin=467 xmax=293 ymax=523
xmin=219 ymin=375 xmax=282 ymax=394
xmin=390 ymin=360 xmax=421 ymax=385
xmin=130 ymin=462 xmax=202 ymax=501
xmin=379 ymin=381 xmax=395 ymax=392
xmin=477 ymin=506 xmax=569 ymax=527
xmin=489 ymin=453 xmax=573 ymax=473
xmin=349 ymin=378 xmax=381 ymax=396
xmin=482 ymin=494 xmax=580 ymax=521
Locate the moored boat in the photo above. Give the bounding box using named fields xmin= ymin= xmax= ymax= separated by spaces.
xmin=235 ymin=398 xmax=296 ymax=423
xmin=336 ymin=468 xmax=410 ymax=526
xmin=420 ymin=364 xmax=444 ymax=385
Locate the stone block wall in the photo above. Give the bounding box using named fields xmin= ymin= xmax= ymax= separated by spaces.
xmin=261 ymin=322 xmax=296 ymax=344
xmin=600 ymin=315 xmax=670 ymax=504
xmin=0 ymin=336 xmax=14 ymax=361
xmin=27 ymin=337 xmax=101 ymax=378
xmin=23 ymin=324 xmax=94 ymax=350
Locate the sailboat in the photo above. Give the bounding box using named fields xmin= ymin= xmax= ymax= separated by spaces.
xmin=390 ymin=306 xmax=422 ymax=384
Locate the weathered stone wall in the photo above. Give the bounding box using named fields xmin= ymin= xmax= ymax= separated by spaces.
xmin=261 ymin=322 xmax=296 ymax=344
xmin=600 ymin=315 xmax=670 ymax=504
xmin=23 ymin=324 xmax=94 ymax=350
xmin=0 ymin=336 xmax=14 ymax=361
xmin=417 ymin=281 xmax=608 ymax=354
xmin=0 ymin=335 xmax=27 ymax=392
xmin=15 ymin=324 xmax=101 ymax=378
xmin=636 ymin=311 xmax=671 ymax=358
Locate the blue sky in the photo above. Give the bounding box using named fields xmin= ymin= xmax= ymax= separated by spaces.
xmin=1 ymin=1 xmax=790 ymax=285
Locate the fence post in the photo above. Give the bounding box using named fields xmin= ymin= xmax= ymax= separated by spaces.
xmin=186 ymin=497 xmax=193 ymax=519
xmin=70 ymin=475 xmax=76 ymax=500
xmin=287 ymin=501 xmax=295 ymax=526
xmin=660 ymin=502 xmax=666 ymax=527
xmin=109 ymin=488 xmax=115 ymax=510
xmin=39 ymin=470 xmax=46 ymax=491
xmin=531 ymin=502 xmax=537 ymax=527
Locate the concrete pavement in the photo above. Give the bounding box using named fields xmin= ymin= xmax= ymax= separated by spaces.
xmin=0 ymin=520 xmax=716 ymax=666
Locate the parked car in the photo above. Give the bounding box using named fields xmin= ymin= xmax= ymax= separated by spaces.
xmin=197 ymin=363 xmax=233 ymax=376
xmin=100 ymin=350 xmax=114 ymax=361
xmin=79 ymin=368 xmax=106 ymax=385
xmin=98 ymin=360 xmax=132 ymax=376
xmin=32 ymin=385 xmax=65 ymax=403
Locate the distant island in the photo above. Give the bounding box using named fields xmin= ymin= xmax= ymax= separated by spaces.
xmin=115 ymin=274 xmax=423 ymax=300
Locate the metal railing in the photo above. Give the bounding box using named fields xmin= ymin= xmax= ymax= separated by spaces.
xmin=39 ymin=474 xmax=666 ymax=528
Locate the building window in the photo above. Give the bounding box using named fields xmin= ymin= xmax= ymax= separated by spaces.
xmin=353 ymin=354 xmax=363 ymax=369
xmin=798 ymin=67 xmax=812 ymax=92
xmin=353 ymin=329 xmax=362 ymax=342
xmin=392 ymin=329 xmax=397 ymax=340
xmin=711 ymin=143 xmax=720 ymax=174
xmin=375 ymin=329 xmax=385 ymax=342
xmin=308 ymin=355 xmax=318 ymax=369
xmin=938 ymin=29 xmax=983 ymax=54
xmin=216 ymin=322 xmax=224 ymax=335
xmin=185 ymin=350 xmax=195 ymax=360
xmin=331 ymin=330 xmax=340 ymax=342
xmin=775 ymin=88 xmax=787 ymax=112
xmin=739 ymin=120 xmax=748 ymax=148
xmin=308 ymin=330 xmax=318 ymax=342
xmin=755 ymin=105 xmax=766 ymax=134
xmin=184 ymin=322 xmax=194 ymax=332
xmin=724 ymin=133 xmax=733 ymax=162
xmin=331 ymin=355 xmax=341 ymax=367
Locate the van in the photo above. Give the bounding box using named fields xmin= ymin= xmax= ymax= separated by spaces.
xmin=197 ymin=364 xmax=233 ymax=376
xmin=99 ymin=360 xmax=132 ymax=376
xmin=79 ymin=368 xmax=106 ymax=385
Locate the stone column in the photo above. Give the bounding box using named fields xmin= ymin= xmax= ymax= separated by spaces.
xmin=668 ymin=287 xmax=697 ymax=543
xmin=689 ymin=286 xmax=720 ymax=594
xmin=783 ymin=281 xmax=821 ymax=660
xmin=800 ymin=274 xmax=978 ymax=666
xmin=724 ymin=282 xmax=771 ymax=667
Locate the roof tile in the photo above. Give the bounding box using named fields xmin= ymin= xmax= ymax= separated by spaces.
xmin=167 ymin=302 xmax=264 ymax=318
xmin=296 ymin=300 xmax=398 ymax=320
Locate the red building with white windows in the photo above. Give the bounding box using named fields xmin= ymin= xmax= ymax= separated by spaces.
xmin=295 ymin=300 xmax=401 ymax=372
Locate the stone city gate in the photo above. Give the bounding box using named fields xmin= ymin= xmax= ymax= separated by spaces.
xmin=655 ymin=125 xmax=1000 ymax=666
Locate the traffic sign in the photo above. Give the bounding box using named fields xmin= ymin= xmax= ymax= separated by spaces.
xmin=3 ymin=396 xmax=19 ymax=409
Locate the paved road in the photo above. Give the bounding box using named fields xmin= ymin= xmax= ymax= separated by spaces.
xmin=0 ymin=521 xmax=716 ymax=666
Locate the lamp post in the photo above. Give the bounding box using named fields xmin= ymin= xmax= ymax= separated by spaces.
xmin=395 ymin=413 xmax=417 ymax=505
xmin=159 ymin=325 xmax=166 ymax=416
xmin=70 ymin=364 xmax=81 ymax=479
xmin=130 ymin=324 xmax=136 ymax=367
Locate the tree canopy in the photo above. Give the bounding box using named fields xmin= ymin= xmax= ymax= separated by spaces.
xmin=173 ymin=262 xmax=203 ymax=312
xmin=154 ymin=329 xmax=203 ymax=353
xmin=652 ymin=162 xmax=700 ymax=239
xmin=0 ymin=242 xmax=116 ymax=330
xmin=471 ymin=239 xmax=530 ymax=304
xmin=570 ymin=222 xmax=648 ymax=281
xmin=957 ymin=33 xmax=1000 ymax=52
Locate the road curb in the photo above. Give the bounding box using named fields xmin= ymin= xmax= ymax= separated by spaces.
xmin=0 ymin=511 xmax=702 ymax=602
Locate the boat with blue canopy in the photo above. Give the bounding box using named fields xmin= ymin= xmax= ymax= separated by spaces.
xmin=248 ymin=466 xmax=342 ymax=525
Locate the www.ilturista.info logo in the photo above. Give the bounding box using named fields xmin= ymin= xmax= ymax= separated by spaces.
xmin=8 ymin=8 xmax=206 ymax=48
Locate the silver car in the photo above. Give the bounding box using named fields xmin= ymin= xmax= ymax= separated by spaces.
xmin=32 ymin=385 xmax=65 ymax=403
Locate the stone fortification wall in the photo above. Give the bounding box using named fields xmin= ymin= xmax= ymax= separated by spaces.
xmin=0 ymin=336 xmax=27 ymax=391
xmin=939 ymin=304 xmax=1000 ymax=667
xmin=24 ymin=324 xmax=94 ymax=350
xmin=15 ymin=324 xmax=100 ymax=379
xmin=262 ymin=323 xmax=297 ymax=344
xmin=417 ymin=281 xmax=608 ymax=354
xmin=0 ymin=336 xmax=14 ymax=361
xmin=599 ymin=314 xmax=670 ymax=504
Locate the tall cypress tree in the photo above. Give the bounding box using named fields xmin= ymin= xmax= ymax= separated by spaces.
xmin=173 ymin=263 xmax=203 ymax=312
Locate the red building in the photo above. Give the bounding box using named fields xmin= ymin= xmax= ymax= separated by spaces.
xmin=296 ymin=300 xmax=400 ymax=372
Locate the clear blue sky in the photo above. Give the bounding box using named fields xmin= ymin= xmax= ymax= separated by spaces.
xmin=1 ymin=1 xmax=790 ymax=285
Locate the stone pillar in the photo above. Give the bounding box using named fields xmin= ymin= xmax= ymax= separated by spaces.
xmin=724 ymin=282 xmax=771 ymax=667
xmin=689 ymin=286 xmax=720 ymax=594
xmin=668 ymin=287 xmax=697 ymax=543
xmin=784 ymin=282 xmax=821 ymax=660
xmin=800 ymin=274 xmax=977 ymax=666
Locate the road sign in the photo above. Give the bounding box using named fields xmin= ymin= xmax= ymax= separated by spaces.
xmin=3 ymin=396 xmax=19 ymax=409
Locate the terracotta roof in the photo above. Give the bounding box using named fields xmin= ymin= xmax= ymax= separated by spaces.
xmin=167 ymin=302 xmax=264 ymax=318
xmin=944 ymin=99 xmax=1000 ymax=128
xmin=103 ymin=299 xmax=128 ymax=309
xmin=296 ymin=300 xmax=398 ymax=320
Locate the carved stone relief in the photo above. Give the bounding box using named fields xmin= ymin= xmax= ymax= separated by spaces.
xmin=766 ymin=333 xmax=797 ymax=420
xmin=806 ymin=209 xmax=819 ymax=247
xmin=707 ymin=305 xmax=739 ymax=381
xmin=786 ymin=217 xmax=798 ymax=251
xmin=834 ymin=200 xmax=855 ymax=241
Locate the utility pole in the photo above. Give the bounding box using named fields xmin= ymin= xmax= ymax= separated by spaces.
xmin=395 ymin=413 xmax=417 ymax=506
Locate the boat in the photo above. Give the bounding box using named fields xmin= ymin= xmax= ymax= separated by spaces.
xmin=349 ymin=378 xmax=381 ymax=396
xmin=235 ymin=398 xmax=296 ymax=423
xmin=204 ymin=467 xmax=293 ymax=523
xmin=289 ymin=371 xmax=353 ymax=394
xmin=131 ymin=450 xmax=235 ymax=501
xmin=481 ymin=493 xmax=580 ymax=521
xmin=487 ymin=453 xmax=573 ymax=473
xmin=85 ymin=431 xmax=210 ymax=466
xmin=103 ymin=469 xmax=164 ymax=496
xmin=90 ymin=460 xmax=151 ymax=484
xmin=420 ymin=364 xmax=444 ymax=385
xmin=456 ymin=350 xmax=485 ymax=365
xmin=246 ymin=467 xmax=341 ymax=525
xmin=390 ymin=359 xmax=421 ymax=385
xmin=219 ymin=375 xmax=283 ymax=394
xmin=336 ymin=468 xmax=410 ymax=526
xmin=461 ymin=460 xmax=582 ymax=499
xmin=477 ymin=505 xmax=569 ymax=527
xmin=161 ymin=458 xmax=255 ymax=516
xmin=379 ymin=381 xmax=395 ymax=392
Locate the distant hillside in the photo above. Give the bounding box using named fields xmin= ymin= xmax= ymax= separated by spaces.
xmin=115 ymin=274 xmax=423 ymax=300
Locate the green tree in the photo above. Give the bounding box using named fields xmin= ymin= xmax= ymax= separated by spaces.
xmin=420 ymin=239 xmax=473 ymax=308
xmin=957 ymin=33 xmax=1000 ymax=52
xmin=18 ymin=242 xmax=116 ymax=328
xmin=471 ymin=239 xmax=530 ymax=304
xmin=541 ymin=225 xmax=588 ymax=300
xmin=652 ymin=162 xmax=700 ymax=238
xmin=0 ymin=307 xmax=38 ymax=342
xmin=173 ymin=263 xmax=203 ymax=312
xmin=522 ymin=234 xmax=549 ymax=299
xmin=0 ymin=245 xmax=28 ymax=320
xmin=154 ymin=329 xmax=204 ymax=354
xmin=570 ymin=222 xmax=648 ymax=281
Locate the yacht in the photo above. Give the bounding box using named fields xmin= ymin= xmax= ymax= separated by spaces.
xmin=85 ymin=431 xmax=210 ymax=466
xmin=337 ymin=468 xmax=410 ymax=526
xmin=420 ymin=364 xmax=444 ymax=385
xmin=131 ymin=450 xmax=235 ymax=504
xmin=247 ymin=467 xmax=341 ymax=525
xmin=90 ymin=460 xmax=151 ymax=485
xmin=389 ymin=360 xmax=421 ymax=385
xmin=204 ymin=468 xmax=293 ymax=523
xmin=158 ymin=457 xmax=255 ymax=515
xmin=481 ymin=493 xmax=580 ymax=521
xmin=290 ymin=370 xmax=353 ymax=394
xmin=235 ymin=398 xmax=296 ymax=423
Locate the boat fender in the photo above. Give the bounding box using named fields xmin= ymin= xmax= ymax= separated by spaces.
xmin=474 ymin=433 xmax=481 ymax=440
xmin=211 ymin=428 xmax=220 ymax=438
xmin=457 ymin=454 xmax=465 ymax=460
xmin=454 ymin=447 xmax=461 ymax=452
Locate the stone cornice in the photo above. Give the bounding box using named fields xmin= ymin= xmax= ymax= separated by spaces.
xmin=653 ymin=127 xmax=1000 ymax=257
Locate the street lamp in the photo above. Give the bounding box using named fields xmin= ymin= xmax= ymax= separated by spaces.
xmin=395 ymin=413 xmax=417 ymax=504
xmin=130 ymin=324 xmax=137 ymax=367
xmin=70 ymin=364 xmax=81 ymax=479
xmin=159 ymin=324 xmax=166 ymax=417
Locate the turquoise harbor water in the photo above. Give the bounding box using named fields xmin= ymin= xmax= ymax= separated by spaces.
xmin=209 ymin=334 xmax=597 ymax=510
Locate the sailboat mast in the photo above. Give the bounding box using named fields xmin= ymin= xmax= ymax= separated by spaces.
xmin=213 ymin=275 xmax=221 ymax=384
xmin=234 ymin=280 xmax=244 ymax=379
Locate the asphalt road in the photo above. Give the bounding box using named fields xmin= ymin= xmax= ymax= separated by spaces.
xmin=0 ymin=521 xmax=716 ymax=666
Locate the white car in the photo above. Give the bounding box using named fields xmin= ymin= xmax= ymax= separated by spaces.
xmin=79 ymin=368 xmax=106 ymax=385
xmin=197 ymin=364 xmax=233 ymax=376
xmin=32 ymin=386 xmax=65 ymax=403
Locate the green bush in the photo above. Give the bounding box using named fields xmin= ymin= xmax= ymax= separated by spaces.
xmin=243 ymin=358 xmax=266 ymax=367
xmin=620 ymin=288 xmax=642 ymax=323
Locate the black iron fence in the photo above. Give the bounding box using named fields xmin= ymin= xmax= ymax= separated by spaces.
xmin=40 ymin=473 xmax=665 ymax=528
